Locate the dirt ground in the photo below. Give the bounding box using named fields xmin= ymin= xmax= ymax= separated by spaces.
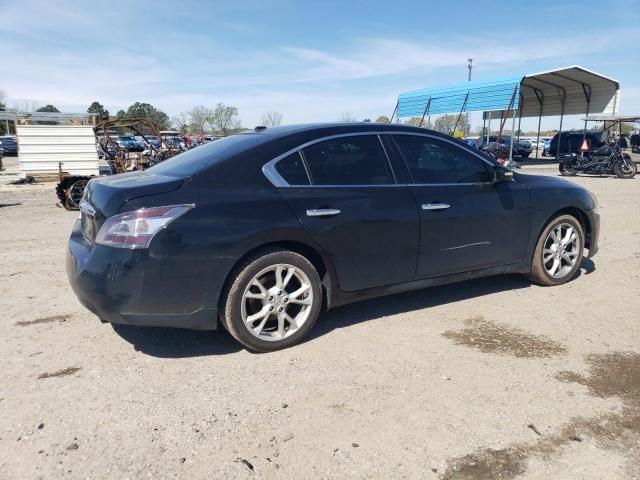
xmin=1 ymin=165 xmax=639 ymax=479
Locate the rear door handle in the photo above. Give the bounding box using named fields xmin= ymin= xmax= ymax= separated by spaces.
xmin=306 ymin=208 xmax=341 ymax=217
xmin=422 ymin=203 xmax=451 ymax=211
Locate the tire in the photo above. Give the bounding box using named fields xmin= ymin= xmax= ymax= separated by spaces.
xmin=529 ymin=215 xmax=584 ymax=286
xmin=221 ymin=248 xmax=322 ymax=352
xmin=613 ymin=160 xmax=637 ymax=179
xmin=559 ymin=162 xmax=577 ymax=176
xmin=521 ymin=153 xmax=530 ymax=158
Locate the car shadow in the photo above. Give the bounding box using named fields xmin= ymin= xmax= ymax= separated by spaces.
xmin=113 ymin=259 xmax=595 ymax=357
xmin=112 ymin=324 xmax=242 ymax=358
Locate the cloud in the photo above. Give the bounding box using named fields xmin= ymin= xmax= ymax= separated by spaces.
xmin=1 ymin=0 xmax=638 ymax=130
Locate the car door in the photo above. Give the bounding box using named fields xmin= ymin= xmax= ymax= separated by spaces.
xmin=390 ymin=134 xmax=531 ymax=278
xmin=269 ymin=134 xmax=420 ymax=292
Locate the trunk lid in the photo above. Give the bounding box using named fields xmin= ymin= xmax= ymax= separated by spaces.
xmin=80 ymin=170 xmax=183 ymax=243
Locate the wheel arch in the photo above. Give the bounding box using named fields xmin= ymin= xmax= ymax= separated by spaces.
xmin=218 ymin=239 xmax=339 ymax=315
xmin=537 ymin=206 xmax=592 ymax=252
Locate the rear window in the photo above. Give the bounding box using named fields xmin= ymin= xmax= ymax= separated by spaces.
xmin=149 ymin=133 xmax=269 ymax=177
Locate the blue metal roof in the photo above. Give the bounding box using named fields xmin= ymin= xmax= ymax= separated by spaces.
xmin=397 ymin=75 xmax=523 ymax=118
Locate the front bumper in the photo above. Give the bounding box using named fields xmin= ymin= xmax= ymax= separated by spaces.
xmin=66 ymin=220 xmax=221 ymax=330
xmin=586 ymin=210 xmax=600 ymax=258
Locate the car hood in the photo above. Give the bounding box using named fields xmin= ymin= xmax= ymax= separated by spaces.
xmin=515 ymin=171 xmax=580 ymax=190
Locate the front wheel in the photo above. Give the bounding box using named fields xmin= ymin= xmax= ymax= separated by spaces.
xmin=529 ymin=215 xmax=584 ymax=286
xmin=222 ymin=249 xmax=322 ymax=352
xmin=613 ymin=160 xmax=637 ymax=179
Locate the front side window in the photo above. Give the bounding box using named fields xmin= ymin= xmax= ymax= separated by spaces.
xmin=301 ymin=135 xmax=394 ymax=186
xmin=393 ymin=135 xmax=492 ymax=184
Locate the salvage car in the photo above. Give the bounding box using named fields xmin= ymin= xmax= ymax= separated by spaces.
xmin=67 ymin=123 xmax=599 ymax=352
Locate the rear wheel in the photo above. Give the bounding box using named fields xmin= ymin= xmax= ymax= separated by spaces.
xmin=559 ymin=162 xmax=578 ymax=176
xmin=613 ymin=160 xmax=636 ymax=179
xmin=529 ymin=215 xmax=584 ymax=286
xmin=222 ymin=249 xmax=322 ymax=352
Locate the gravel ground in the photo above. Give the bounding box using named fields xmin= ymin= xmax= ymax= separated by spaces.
xmin=0 ymin=168 xmax=639 ymax=479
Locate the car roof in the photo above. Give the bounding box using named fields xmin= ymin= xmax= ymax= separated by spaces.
xmin=244 ymin=122 xmax=464 ymax=141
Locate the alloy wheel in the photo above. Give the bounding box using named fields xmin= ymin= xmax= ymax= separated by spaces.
xmin=241 ymin=264 xmax=314 ymax=341
xmin=542 ymin=222 xmax=580 ymax=279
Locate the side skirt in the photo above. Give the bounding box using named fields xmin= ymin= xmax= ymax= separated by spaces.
xmin=326 ymin=262 xmax=530 ymax=309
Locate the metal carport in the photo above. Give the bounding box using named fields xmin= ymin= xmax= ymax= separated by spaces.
xmin=393 ymin=65 xmax=620 ymax=159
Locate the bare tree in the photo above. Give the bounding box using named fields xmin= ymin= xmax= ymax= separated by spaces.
xmin=433 ymin=114 xmax=469 ymax=134
xmin=403 ymin=117 xmax=424 ymax=127
xmin=338 ymin=112 xmax=357 ymax=122
xmin=209 ymin=103 xmax=241 ymax=136
xmin=0 ymin=90 xmax=6 ymax=110
xmin=188 ymin=105 xmax=212 ymax=134
xmin=260 ymin=111 xmax=283 ymax=127
xmin=172 ymin=112 xmax=190 ymax=135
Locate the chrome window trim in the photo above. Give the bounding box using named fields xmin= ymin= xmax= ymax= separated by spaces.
xmin=261 ymin=131 xmax=498 ymax=188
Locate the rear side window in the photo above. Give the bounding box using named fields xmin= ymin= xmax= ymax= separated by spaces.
xmin=275 ymin=152 xmax=310 ymax=185
xmin=301 ymin=135 xmax=394 ymax=185
xmin=393 ymin=135 xmax=491 ymax=184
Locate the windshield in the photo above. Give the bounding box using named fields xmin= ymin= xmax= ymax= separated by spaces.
xmin=149 ymin=133 xmax=271 ymax=177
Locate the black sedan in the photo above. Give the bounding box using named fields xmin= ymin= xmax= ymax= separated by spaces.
xmin=67 ymin=123 xmax=599 ymax=352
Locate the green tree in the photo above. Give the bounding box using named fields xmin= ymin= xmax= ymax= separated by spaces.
xmin=87 ymin=101 xmax=109 ymax=121
xmin=209 ymin=103 xmax=241 ymax=136
xmin=36 ymin=104 xmax=60 ymax=113
xmin=123 ymin=102 xmax=171 ymax=129
xmin=116 ymin=109 xmax=126 ymax=119
xmin=362 ymin=118 xmax=371 ymax=123
xmin=375 ymin=115 xmax=390 ymax=123
xmin=433 ymin=114 xmax=469 ymax=134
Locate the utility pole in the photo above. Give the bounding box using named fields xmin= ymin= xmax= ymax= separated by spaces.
xmin=465 ymin=58 xmax=474 ymax=137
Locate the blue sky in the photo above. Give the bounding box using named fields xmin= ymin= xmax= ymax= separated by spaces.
xmin=2 ymin=0 xmax=639 ymax=131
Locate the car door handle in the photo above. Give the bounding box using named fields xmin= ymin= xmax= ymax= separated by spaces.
xmin=422 ymin=203 xmax=451 ymax=211
xmin=306 ymin=208 xmax=341 ymax=217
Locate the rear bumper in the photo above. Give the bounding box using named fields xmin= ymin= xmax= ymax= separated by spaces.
xmin=586 ymin=210 xmax=600 ymax=258
xmin=66 ymin=220 xmax=220 ymax=330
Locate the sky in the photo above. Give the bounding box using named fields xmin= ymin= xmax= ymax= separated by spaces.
xmin=1 ymin=0 xmax=639 ymax=131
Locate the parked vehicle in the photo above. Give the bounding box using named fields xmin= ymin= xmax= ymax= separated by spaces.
xmin=0 ymin=136 xmax=18 ymax=156
xmin=117 ymin=136 xmax=144 ymax=152
xmin=542 ymin=139 xmax=552 ymax=157
xmin=549 ymin=130 xmax=606 ymax=157
xmin=68 ymin=123 xmax=599 ymax=352
xmin=559 ymin=139 xmax=636 ymax=178
xmin=481 ymin=135 xmax=532 ymax=158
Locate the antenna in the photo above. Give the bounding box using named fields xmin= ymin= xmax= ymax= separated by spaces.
xmin=467 ymin=58 xmax=474 ymax=82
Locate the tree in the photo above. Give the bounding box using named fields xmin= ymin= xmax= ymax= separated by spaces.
xmin=172 ymin=112 xmax=190 ymax=135
xmin=0 ymin=90 xmax=6 ymax=135
xmin=188 ymin=105 xmax=212 ymax=134
xmin=375 ymin=115 xmax=390 ymax=123
xmin=404 ymin=117 xmax=425 ymax=127
xmin=36 ymin=104 xmax=60 ymax=113
xmin=261 ymin=111 xmax=283 ymax=127
xmin=123 ymin=102 xmax=171 ymax=129
xmin=362 ymin=118 xmax=371 ymax=123
xmin=116 ymin=109 xmax=126 ymax=119
xmin=338 ymin=112 xmax=357 ymax=122
xmin=87 ymin=101 xmax=109 ymax=121
xmin=209 ymin=103 xmax=240 ymax=136
xmin=433 ymin=114 xmax=470 ymax=134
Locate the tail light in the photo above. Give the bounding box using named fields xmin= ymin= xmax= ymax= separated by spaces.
xmin=95 ymin=204 xmax=194 ymax=249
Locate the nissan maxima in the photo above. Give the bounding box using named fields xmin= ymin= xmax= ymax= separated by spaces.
xmin=67 ymin=123 xmax=599 ymax=352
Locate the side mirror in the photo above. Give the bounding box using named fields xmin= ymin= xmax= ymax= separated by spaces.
xmin=494 ymin=165 xmax=514 ymax=183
